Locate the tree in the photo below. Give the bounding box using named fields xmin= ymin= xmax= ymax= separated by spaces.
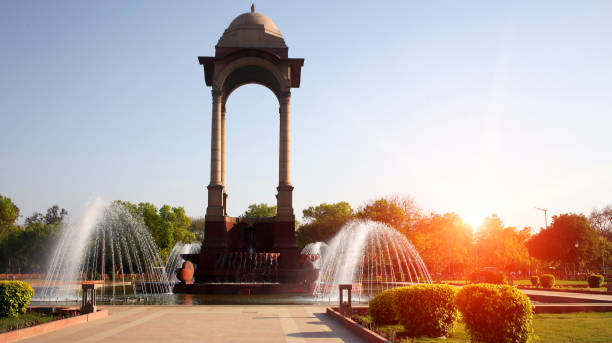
xmin=474 ymin=214 xmax=530 ymax=272
xmin=590 ymin=205 xmax=612 ymax=241
xmin=527 ymin=213 xmax=602 ymax=272
xmin=189 ymin=217 xmax=205 ymax=241
xmin=160 ymin=205 xmax=194 ymax=244
xmin=355 ymin=195 xmax=420 ymax=234
xmin=25 ymin=205 xmax=68 ymax=226
xmin=242 ymin=203 xmax=277 ymax=218
xmin=295 ymin=202 xmax=353 ymax=249
xmin=411 ymin=212 xmax=473 ymax=277
xmin=0 ymin=195 xmax=20 ymax=231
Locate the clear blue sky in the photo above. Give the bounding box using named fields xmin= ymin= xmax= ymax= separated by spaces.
xmin=1 ymin=1 xmax=611 ymax=230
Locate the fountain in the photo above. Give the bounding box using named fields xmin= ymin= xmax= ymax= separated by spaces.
xmin=165 ymin=242 xmax=201 ymax=283
xmin=300 ymin=242 xmax=328 ymax=269
xmin=314 ymin=220 xmax=432 ymax=301
xmin=37 ymin=201 xmax=171 ymax=301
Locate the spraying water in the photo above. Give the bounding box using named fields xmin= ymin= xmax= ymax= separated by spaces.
xmin=301 ymin=242 xmax=328 ymax=269
xmin=38 ymin=201 xmax=171 ymax=301
xmin=165 ymin=242 xmax=201 ymax=282
xmin=313 ymin=220 xmax=432 ymax=301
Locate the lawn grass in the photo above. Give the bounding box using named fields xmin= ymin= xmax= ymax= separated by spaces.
xmin=367 ymin=312 xmax=612 ymax=343
xmin=0 ymin=312 xmax=56 ymax=333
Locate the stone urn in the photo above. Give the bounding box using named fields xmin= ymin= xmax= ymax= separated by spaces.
xmin=177 ymin=261 xmax=194 ymax=285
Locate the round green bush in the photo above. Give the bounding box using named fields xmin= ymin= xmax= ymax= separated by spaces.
xmin=540 ymin=274 xmax=555 ymax=288
xmin=368 ymin=288 xmax=398 ymax=325
xmin=456 ymin=284 xmax=534 ymax=343
xmin=393 ymin=284 xmax=458 ymax=338
xmin=587 ymin=274 xmax=604 ymax=288
xmin=529 ymin=276 xmax=539 ymax=287
xmin=0 ymin=281 xmax=35 ymax=317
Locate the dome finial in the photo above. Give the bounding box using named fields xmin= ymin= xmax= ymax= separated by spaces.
xmin=251 ymin=3 xmax=255 ymax=13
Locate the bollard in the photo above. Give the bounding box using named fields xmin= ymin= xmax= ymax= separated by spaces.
xmin=81 ymin=284 xmax=96 ymax=314
xmin=339 ymin=284 xmax=352 ymax=315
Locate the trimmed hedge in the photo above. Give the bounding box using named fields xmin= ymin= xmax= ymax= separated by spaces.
xmin=470 ymin=270 xmax=507 ymax=284
xmin=368 ymin=288 xmax=398 ymax=325
xmin=393 ymin=284 xmax=458 ymax=338
xmin=587 ymin=274 xmax=604 ymax=288
xmin=456 ymin=284 xmax=534 ymax=343
xmin=540 ymin=274 xmax=555 ymax=288
xmin=0 ymin=281 xmax=35 ymax=317
xmin=529 ymin=276 xmax=539 ymax=287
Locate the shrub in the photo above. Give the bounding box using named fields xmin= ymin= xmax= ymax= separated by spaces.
xmin=470 ymin=269 xmax=507 ymax=284
xmin=456 ymin=283 xmax=534 ymax=343
xmin=587 ymin=274 xmax=604 ymax=288
xmin=540 ymin=274 xmax=555 ymax=288
xmin=529 ymin=276 xmax=539 ymax=287
xmin=0 ymin=281 xmax=35 ymax=317
xmin=368 ymin=288 xmax=398 ymax=325
xmin=393 ymin=284 xmax=457 ymax=338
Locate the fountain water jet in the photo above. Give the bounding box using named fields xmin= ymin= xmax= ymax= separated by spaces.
xmin=314 ymin=220 xmax=432 ymax=301
xmin=37 ymin=201 xmax=171 ymax=301
xmin=165 ymin=242 xmax=201 ymax=283
xmin=300 ymin=242 xmax=328 ymax=269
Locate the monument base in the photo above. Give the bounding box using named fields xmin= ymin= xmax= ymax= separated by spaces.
xmin=173 ymin=216 xmax=318 ymax=294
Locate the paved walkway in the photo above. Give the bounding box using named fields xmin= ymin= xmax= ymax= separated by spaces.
xmin=20 ymin=306 xmax=365 ymax=343
xmin=521 ymin=289 xmax=612 ymax=303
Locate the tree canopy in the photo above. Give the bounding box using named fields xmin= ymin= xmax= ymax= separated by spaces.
xmin=295 ymin=201 xmax=353 ymax=249
xmin=242 ymin=203 xmax=277 ymax=218
xmin=0 ymin=195 xmax=20 ymax=230
xmin=527 ymin=213 xmax=602 ymax=271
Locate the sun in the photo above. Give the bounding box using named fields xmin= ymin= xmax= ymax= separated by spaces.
xmin=463 ymin=213 xmax=485 ymax=232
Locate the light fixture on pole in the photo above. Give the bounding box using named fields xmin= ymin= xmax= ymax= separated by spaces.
xmin=535 ymin=207 xmax=548 ymax=229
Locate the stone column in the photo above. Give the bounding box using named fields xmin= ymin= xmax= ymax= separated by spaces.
xmin=206 ymin=90 xmax=224 ymax=218
xmin=277 ymin=92 xmax=294 ymax=218
xmin=221 ymin=105 xmax=228 ymax=216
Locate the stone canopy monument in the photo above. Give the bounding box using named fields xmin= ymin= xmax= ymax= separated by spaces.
xmin=175 ymin=6 xmax=316 ymax=294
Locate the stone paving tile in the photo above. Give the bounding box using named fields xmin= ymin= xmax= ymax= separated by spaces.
xmin=18 ymin=306 xmax=365 ymax=343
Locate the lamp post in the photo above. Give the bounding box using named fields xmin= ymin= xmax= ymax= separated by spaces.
xmin=535 ymin=207 xmax=548 ymax=229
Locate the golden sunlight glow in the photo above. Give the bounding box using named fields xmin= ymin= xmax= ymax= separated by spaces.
xmin=463 ymin=213 xmax=485 ymax=232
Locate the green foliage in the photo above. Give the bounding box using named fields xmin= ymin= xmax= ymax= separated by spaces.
xmin=114 ymin=201 xmax=195 ymax=261
xmin=188 ymin=217 xmax=205 ymax=241
xmin=475 ymin=215 xmax=531 ymax=272
xmin=589 ymin=205 xmax=612 ymax=241
xmin=356 ymin=196 xmax=419 ymax=232
xmin=0 ymin=195 xmax=20 ymax=230
xmin=25 ymin=205 xmax=67 ymax=227
xmin=587 ymin=274 xmax=604 ymax=288
xmin=0 ymin=202 xmax=62 ymax=273
xmin=456 ymin=283 xmax=534 ymax=343
xmin=540 ymin=274 xmax=555 ymax=288
xmin=410 ymin=212 xmax=473 ymax=277
xmin=530 ymin=276 xmax=539 ymax=286
xmin=0 ymin=281 xmax=34 ymax=317
xmin=242 ymin=203 xmax=276 ymax=218
xmin=470 ymin=269 xmax=508 ymax=284
xmin=368 ymin=288 xmax=398 ymax=325
xmin=527 ymin=213 xmax=602 ymax=271
xmin=295 ymin=202 xmax=353 ymax=249
xmin=393 ymin=284 xmax=458 ymax=338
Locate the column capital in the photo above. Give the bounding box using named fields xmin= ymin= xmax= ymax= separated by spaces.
xmin=211 ymin=89 xmax=223 ymax=101
xmin=279 ymin=91 xmax=291 ymax=103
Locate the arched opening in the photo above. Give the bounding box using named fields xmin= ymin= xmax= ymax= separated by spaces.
xmin=223 ymin=65 xmax=281 ymax=100
xmin=224 ymin=84 xmax=279 ymax=217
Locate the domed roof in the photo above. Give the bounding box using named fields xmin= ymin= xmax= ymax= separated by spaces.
xmin=228 ymin=12 xmax=281 ymax=35
xmin=216 ymin=6 xmax=287 ymax=49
